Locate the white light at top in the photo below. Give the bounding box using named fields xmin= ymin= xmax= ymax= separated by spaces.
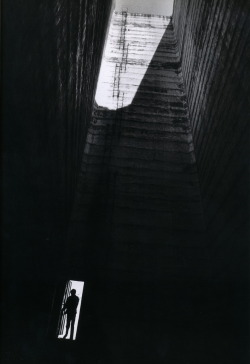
xmin=95 ymin=12 xmax=171 ymax=110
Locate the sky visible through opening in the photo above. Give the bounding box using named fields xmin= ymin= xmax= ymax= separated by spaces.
xmin=115 ymin=0 xmax=174 ymax=16
xmin=95 ymin=3 xmax=172 ymax=110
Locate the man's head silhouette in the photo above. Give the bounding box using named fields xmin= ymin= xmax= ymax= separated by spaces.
xmin=70 ymin=289 xmax=76 ymax=296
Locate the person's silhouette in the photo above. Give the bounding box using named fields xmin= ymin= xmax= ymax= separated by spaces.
xmin=62 ymin=289 xmax=79 ymax=340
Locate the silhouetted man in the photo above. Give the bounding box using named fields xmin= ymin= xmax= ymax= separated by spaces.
xmin=62 ymin=289 xmax=79 ymax=340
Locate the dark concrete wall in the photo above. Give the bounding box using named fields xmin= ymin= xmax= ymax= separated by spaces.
xmin=62 ymin=14 xmax=211 ymax=364
xmin=68 ymin=13 xmax=207 ymax=280
xmin=2 ymin=0 xmax=113 ymax=360
xmin=2 ymin=2 xmax=249 ymax=363
xmin=173 ymin=0 xmax=250 ymax=279
xmin=173 ymin=2 xmax=250 ymax=362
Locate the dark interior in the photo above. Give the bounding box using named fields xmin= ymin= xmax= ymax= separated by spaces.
xmin=2 ymin=1 xmax=250 ymax=363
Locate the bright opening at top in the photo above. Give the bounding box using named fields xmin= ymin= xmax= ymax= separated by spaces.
xmin=115 ymin=0 xmax=174 ymax=16
xmin=95 ymin=1 xmax=173 ymax=110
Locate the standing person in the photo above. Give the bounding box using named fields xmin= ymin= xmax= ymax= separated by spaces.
xmin=62 ymin=289 xmax=79 ymax=340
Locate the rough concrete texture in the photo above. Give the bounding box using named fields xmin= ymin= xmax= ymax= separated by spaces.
xmin=173 ymin=0 xmax=250 ymax=280
xmin=2 ymin=0 xmax=114 ymax=360
xmin=61 ymin=8 xmax=249 ymax=364
xmin=2 ymin=1 xmax=249 ymax=363
xmin=68 ymin=13 xmax=208 ymax=278
xmin=58 ymin=13 xmax=212 ymax=364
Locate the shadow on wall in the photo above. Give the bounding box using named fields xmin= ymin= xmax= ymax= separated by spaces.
xmin=2 ymin=0 xmax=114 ymax=363
xmin=172 ymin=0 xmax=250 ymax=285
xmin=65 ymin=19 xmax=208 ymax=291
xmin=73 ymin=19 xmax=204 ymax=246
xmin=52 ymin=7 xmax=249 ymax=364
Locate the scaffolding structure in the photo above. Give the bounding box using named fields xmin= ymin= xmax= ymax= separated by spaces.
xmin=113 ymin=9 xmax=129 ymax=110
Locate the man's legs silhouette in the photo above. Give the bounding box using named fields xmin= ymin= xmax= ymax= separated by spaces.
xmin=70 ymin=316 xmax=76 ymax=340
xmin=63 ymin=314 xmax=76 ymax=339
xmin=63 ymin=315 xmax=70 ymax=339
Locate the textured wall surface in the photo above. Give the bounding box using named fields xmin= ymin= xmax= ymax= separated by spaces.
xmin=2 ymin=1 xmax=249 ymax=363
xmin=3 ymin=0 xmax=114 ymax=234
xmin=2 ymin=0 xmax=113 ymax=360
xmin=64 ymin=13 xmax=210 ymax=363
xmin=69 ymin=12 xmax=207 ymax=276
xmin=172 ymin=2 xmax=250 ymax=362
xmin=173 ymin=0 xmax=250 ymax=278
xmin=61 ymin=7 xmax=250 ymax=363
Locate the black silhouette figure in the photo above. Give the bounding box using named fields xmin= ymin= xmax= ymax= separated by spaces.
xmin=62 ymin=289 xmax=79 ymax=340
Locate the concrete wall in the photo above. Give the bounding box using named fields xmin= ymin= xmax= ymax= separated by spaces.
xmin=2 ymin=2 xmax=249 ymax=362
xmin=64 ymin=13 xmax=211 ymax=363
xmin=173 ymin=0 xmax=250 ymax=279
xmin=2 ymin=0 xmax=113 ymax=360
xmin=69 ymin=12 xmax=207 ymax=278
xmin=172 ymin=3 xmax=250 ymax=361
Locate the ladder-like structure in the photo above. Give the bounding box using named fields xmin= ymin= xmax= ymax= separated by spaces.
xmin=113 ymin=9 xmax=129 ymax=110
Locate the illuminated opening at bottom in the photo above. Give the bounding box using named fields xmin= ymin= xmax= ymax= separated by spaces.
xmin=57 ymin=280 xmax=84 ymax=341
